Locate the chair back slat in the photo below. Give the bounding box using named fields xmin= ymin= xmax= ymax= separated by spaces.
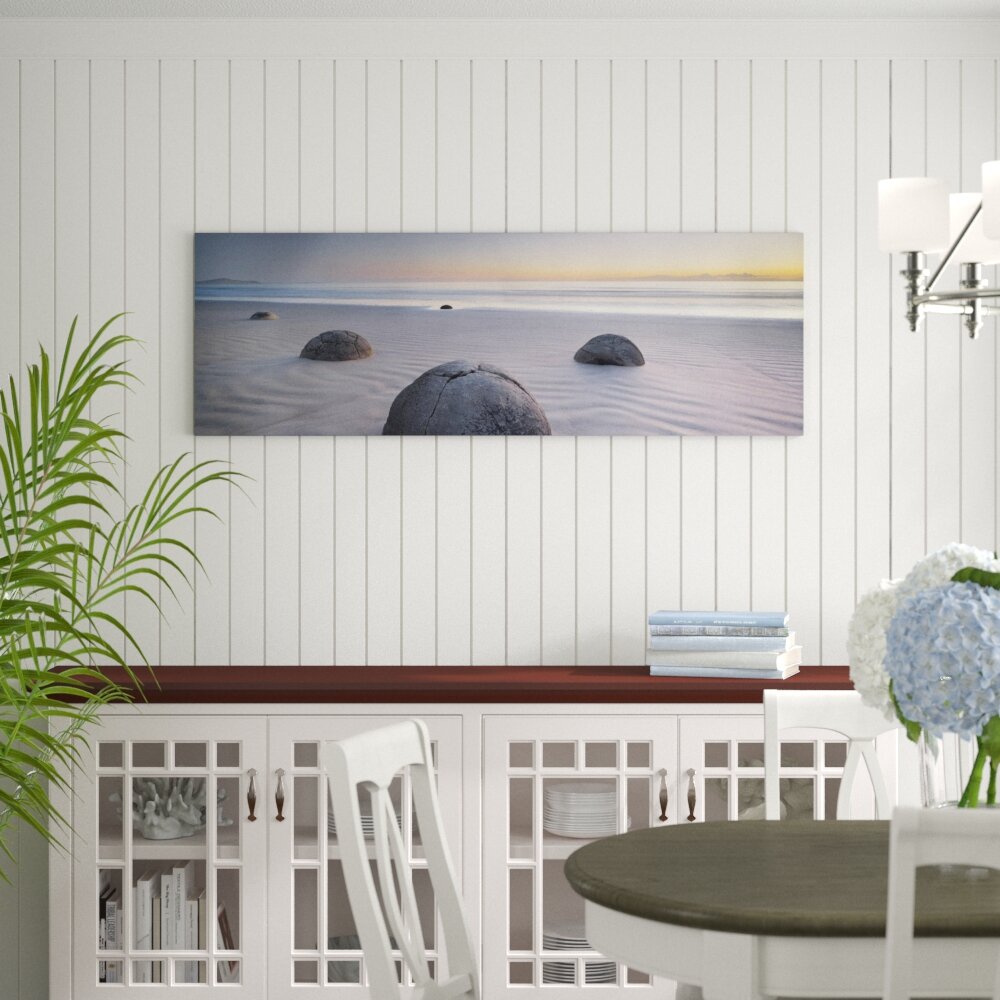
xmin=326 ymin=719 xmax=479 ymax=1000
xmin=764 ymin=690 xmax=898 ymax=820
xmin=369 ymin=785 xmax=432 ymax=986
xmin=884 ymin=807 xmax=1000 ymax=1000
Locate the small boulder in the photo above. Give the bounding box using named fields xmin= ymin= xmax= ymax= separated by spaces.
xmin=383 ymin=361 xmax=550 ymax=436
xmin=439 ymin=304 xmax=453 ymax=310
xmin=300 ymin=330 xmax=373 ymax=362
xmin=573 ymin=334 xmax=645 ymax=367
xmin=249 ymin=310 xmax=278 ymax=320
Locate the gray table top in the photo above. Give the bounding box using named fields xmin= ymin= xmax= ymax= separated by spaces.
xmin=564 ymin=820 xmax=1000 ymax=938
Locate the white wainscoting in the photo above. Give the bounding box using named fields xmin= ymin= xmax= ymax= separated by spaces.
xmin=2 ymin=17 xmax=1000 ymax=997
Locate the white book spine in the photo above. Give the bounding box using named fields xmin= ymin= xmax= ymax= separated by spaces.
xmin=173 ymin=866 xmax=186 ymax=960
xmin=160 ymin=874 xmax=173 ymax=950
xmin=185 ymin=898 xmax=200 ymax=982
xmin=133 ymin=885 xmax=149 ymax=983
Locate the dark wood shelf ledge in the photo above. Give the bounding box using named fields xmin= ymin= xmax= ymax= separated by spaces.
xmin=100 ymin=664 xmax=852 ymax=704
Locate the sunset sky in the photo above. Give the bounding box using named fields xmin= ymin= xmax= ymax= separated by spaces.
xmin=196 ymin=232 xmax=803 ymax=284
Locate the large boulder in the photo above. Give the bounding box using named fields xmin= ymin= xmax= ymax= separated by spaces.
xmin=249 ymin=310 xmax=278 ymax=320
xmin=300 ymin=330 xmax=373 ymax=361
xmin=573 ymin=334 xmax=645 ymax=366
xmin=383 ymin=361 xmax=551 ymax=436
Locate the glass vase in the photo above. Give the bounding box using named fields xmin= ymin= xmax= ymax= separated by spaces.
xmin=918 ymin=730 xmax=984 ymax=808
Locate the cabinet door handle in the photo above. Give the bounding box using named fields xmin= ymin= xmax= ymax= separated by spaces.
xmin=275 ymin=768 xmax=286 ymax=822
xmin=657 ymin=768 xmax=669 ymax=822
xmin=686 ymin=768 xmax=697 ymax=822
xmin=247 ymin=768 xmax=258 ymax=822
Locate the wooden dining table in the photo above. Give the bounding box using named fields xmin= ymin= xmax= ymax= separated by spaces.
xmin=564 ymin=820 xmax=1000 ymax=1000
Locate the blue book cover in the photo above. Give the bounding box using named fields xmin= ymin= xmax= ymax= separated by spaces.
xmin=647 ymin=610 xmax=788 ymax=628
xmin=648 ymin=632 xmax=795 ymax=652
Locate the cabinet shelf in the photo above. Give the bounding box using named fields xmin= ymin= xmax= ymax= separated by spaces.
xmin=291 ymin=830 xmax=427 ymax=863
xmin=99 ymin=826 xmax=242 ymax=862
xmin=509 ymin=828 xmax=625 ymax=861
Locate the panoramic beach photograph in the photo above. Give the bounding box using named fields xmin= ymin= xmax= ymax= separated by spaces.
xmin=194 ymin=232 xmax=804 ymax=436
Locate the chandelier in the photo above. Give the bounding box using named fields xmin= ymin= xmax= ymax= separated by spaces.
xmin=879 ymin=163 xmax=1000 ymax=339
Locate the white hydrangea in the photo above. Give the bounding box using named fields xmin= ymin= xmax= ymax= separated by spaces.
xmin=895 ymin=543 xmax=1000 ymax=603
xmin=847 ymin=578 xmax=900 ymax=720
xmin=847 ymin=544 xmax=1000 ymax=723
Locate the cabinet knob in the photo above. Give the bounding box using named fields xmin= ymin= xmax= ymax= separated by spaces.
xmin=275 ymin=768 xmax=286 ymax=822
xmin=686 ymin=768 xmax=697 ymax=822
xmin=247 ymin=768 xmax=258 ymax=822
xmin=657 ymin=768 xmax=669 ymax=822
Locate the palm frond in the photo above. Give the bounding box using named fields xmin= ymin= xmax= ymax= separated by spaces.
xmin=0 ymin=315 xmax=241 ymax=880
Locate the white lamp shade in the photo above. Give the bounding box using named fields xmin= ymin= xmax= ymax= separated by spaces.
xmin=982 ymin=161 xmax=1000 ymax=240
xmin=878 ymin=177 xmax=949 ymax=252
xmin=949 ymin=192 xmax=1000 ymax=265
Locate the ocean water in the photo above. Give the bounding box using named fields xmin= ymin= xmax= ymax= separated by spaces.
xmin=196 ymin=279 xmax=802 ymax=321
xmin=194 ymin=281 xmax=803 ymax=436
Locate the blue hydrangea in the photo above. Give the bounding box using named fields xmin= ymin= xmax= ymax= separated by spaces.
xmin=884 ymin=581 xmax=1000 ymax=738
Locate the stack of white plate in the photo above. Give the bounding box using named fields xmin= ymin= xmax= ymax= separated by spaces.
xmin=543 ymin=782 xmax=617 ymax=838
xmin=327 ymin=813 xmax=375 ymax=838
xmin=542 ymin=925 xmax=615 ymax=984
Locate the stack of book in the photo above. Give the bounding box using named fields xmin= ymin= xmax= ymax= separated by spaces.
xmin=130 ymin=861 xmax=209 ymax=984
xmin=646 ymin=610 xmax=800 ymax=680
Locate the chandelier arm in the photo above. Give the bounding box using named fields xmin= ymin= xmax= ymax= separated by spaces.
xmin=926 ymin=199 xmax=982 ymax=292
xmin=912 ymin=287 xmax=1000 ymax=305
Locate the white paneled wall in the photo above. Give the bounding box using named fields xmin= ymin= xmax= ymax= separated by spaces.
xmin=2 ymin=24 xmax=1000 ymax=677
xmin=2 ymin=45 xmax=999 ymax=674
xmin=2 ymin=19 xmax=1000 ymax=994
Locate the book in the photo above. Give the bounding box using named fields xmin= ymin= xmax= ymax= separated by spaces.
xmin=649 ymin=663 xmax=800 ymax=680
xmin=134 ymin=870 xmax=156 ymax=983
xmin=106 ymin=894 xmax=120 ymax=982
xmin=648 ymin=610 xmax=789 ymax=628
xmin=198 ymin=891 xmax=208 ymax=983
xmin=183 ymin=897 xmax=200 ymax=983
xmin=645 ymin=646 xmax=802 ymax=669
xmin=151 ymin=887 xmax=162 ymax=982
xmin=648 ymin=624 xmax=790 ymax=637
xmin=174 ymin=860 xmax=200 ymax=979
xmin=98 ymin=883 xmax=113 ymax=983
xmin=172 ymin=863 xmax=188 ymax=961
xmin=160 ymin=871 xmax=174 ymax=950
xmin=648 ymin=632 xmax=796 ymax=653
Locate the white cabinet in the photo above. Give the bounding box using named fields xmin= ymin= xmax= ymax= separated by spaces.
xmin=65 ymin=715 xmax=269 ymax=997
xmin=55 ymin=711 xmax=462 ymax=1000
xmin=52 ymin=689 xmax=872 ymax=1000
xmin=265 ymin=714 xmax=463 ymax=998
xmin=482 ymin=715 xmax=678 ymax=1000
xmin=679 ymin=714 xmax=889 ymax=822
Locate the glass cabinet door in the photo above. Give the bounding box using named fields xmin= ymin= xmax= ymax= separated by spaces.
xmin=678 ymin=715 xmax=871 ymax=822
xmin=483 ymin=715 xmax=678 ymax=1000
xmin=73 ymin=715 xmax=268 ymax=997
xmin=267 ymin=715 xmax=463 ymax=999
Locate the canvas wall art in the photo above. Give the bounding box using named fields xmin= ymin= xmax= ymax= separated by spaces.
xmin=194 ymin=232 xmax=803 ymax=436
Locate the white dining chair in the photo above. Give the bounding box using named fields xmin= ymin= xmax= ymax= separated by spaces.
xmin=764 ymin=689 xmax=899 ymax=820
xmin=325 ymin=718 xmax=479 ymax=1000
xmin=884 ymin=806 xmax=1000 ymax=1000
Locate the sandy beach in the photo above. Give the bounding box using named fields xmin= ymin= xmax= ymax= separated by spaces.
xmin=194 ymin=296 xmax=802 ymax=436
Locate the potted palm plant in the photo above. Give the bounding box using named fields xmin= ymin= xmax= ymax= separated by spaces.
xmin=0 ymin=315 xmax=238 ymax=877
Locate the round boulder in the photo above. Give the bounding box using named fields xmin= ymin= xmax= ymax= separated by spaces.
xmin=300 ymin=330 xmax=373 ymax=362
xmin=439 ymin=304 xmax=453 ymax=310
xmin=383 ymin=361 xmax=551 ymax=436
xmin=573 ymin=334 xmax=645 ymax=367
xmin=249 ymin=310 xmax=278 ymax=320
